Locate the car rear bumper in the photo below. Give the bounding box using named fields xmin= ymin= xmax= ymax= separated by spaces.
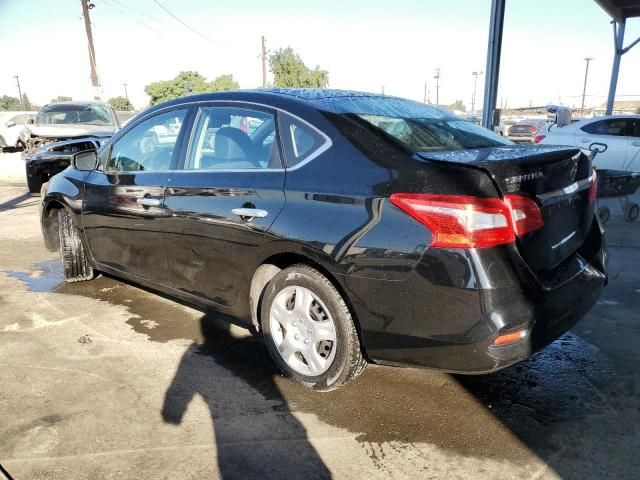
xmin=342 ymin=216 xmax=607 ymax=373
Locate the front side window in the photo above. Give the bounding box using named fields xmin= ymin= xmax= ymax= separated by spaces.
xmin=106 ymin=109 xmax=186 ymax=172
xmin=582 ymin=119 xmax=628 ymax=136
xmin=186 ymin=106 xmax=281 ymax=170
xmin=36 ymin=103 xmax=115 ymax=126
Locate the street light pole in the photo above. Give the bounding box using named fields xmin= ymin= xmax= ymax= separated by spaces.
xmin=580 ymin=57 xmax=593 ymax=116
xmin=471 ymin=71 xmax=483 ymax=113
xmin=123 ymin=83 xmax=129 ymax=101
xmin=14 ymin=75 xmax=23 ymax=110
xmin=434 ymin=68 xmax=441 ymax=105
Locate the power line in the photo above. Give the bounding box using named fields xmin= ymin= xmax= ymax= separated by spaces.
xmin=100 ymin=0 xmax=164 ymax=35
xmin=108 ymin=0 xmax=168 ymax=25
xmin=152 ymin=0 xmax=234 ymax=50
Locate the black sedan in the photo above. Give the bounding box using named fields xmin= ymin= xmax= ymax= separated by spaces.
xmin=40 ymin=89 xmax=607 ymax=390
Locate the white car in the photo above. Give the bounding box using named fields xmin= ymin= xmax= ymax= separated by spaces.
xmin=539 ymin=115 xmax=640 ymax=171
xmin=0 ymin=111 xmax=37 ymax=151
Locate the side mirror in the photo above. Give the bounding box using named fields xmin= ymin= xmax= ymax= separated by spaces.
xmin=27 ymin=118 xmax=35 ymax=124
xmin=5 ymin=121 xmax=16 ymax=128
xmin=72 ymin=150 xmax=98 ymax=171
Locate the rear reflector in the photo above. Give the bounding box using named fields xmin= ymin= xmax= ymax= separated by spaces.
xmin=390 ymin=193 xmax=544 ymax=249
xmin=588 ymin=170 xmax=597 ymax=202
xmin=504 ymin=194 xmax=544 ymax=236
xmin=492 ymin=328 xmax=528 ymax=346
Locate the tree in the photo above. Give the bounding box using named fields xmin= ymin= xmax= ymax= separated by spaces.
xmin=21 ymin=93 xmax=32 ymax=110
xmin=108 ymin=96 xmax=134 ymax=111
xmin=447 ymin=100 xmax=466 ymax=112
xmin=269 ymin=47 xmax=329 ymax=88
xmin=144 ymin=71 xmax=239 ymax=106
xmin=51 ymin=96 xmax=72 ymax=102
xmin=0 ymin=95 xmax=21 ymax=111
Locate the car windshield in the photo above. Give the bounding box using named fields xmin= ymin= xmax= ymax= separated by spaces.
xmin=36 ymin=104 xmax=114 ymax=126
xmin=319 ymin=96 xmax=512 ymax=152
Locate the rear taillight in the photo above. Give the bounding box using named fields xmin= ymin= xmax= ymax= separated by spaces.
xmin=504 ymin=194 xmax=544 ymax=236
xmin=530 ymin=126 xmax=537 ymax=134
xmin=390 ymin=193 xmax=544 ymax=249
xmin=588 ymin=170 xmax=597 ymax=202
xmin=534 ymin=134 xmax=546 ymax=143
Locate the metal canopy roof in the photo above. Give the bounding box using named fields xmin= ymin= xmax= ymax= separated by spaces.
xmin=595 ymin=0 xmax=640 ymax=22
xmin=481 ymin=0 xmax=640 ymax=128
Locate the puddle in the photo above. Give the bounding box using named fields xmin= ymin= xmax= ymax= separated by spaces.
xmin=4 ymin=260 xmax=203 ymax=343
xmin=4 ymin=260 xmax=65 ymax=292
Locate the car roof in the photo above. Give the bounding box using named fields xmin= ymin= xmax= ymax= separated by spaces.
xmin=145 ymin=88 xmax=393 ymax=114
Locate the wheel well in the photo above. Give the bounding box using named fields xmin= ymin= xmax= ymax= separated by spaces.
xmin=248 ymin=253 xmax=363 ymax=344
xmin=42 ymin=201 xmax=64 ymax=252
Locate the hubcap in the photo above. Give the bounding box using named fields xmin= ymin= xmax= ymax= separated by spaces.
xmin=269 ymin=286 xmax=337 ymax=376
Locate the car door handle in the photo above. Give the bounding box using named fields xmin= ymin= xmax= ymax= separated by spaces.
xmin=136 ymin=197 xmax=162 ymax=207
xmin=632 ymin=141 xmax=640 ymax=147
xmin=579 ymin=138 xmax=591 ymax=143
xmin=231 ymin=208 xmax=268 ymax=219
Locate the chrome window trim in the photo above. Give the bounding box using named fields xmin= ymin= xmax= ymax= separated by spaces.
xmin=112 ymin=99 xmax=333 ymax=173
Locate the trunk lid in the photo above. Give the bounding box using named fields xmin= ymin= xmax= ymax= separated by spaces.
xmin=418 ymin=145 xmax=595 ymax=272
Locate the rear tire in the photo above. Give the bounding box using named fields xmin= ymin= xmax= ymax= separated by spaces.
xmin=58 ymin=209 xmax=94 ymax=282
xmin=260 ymin=264 xmax=366 ymax=391
xmin=623 ymin=202 xmax=639 ymax=223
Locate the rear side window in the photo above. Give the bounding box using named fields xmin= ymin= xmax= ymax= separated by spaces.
xmin=279 ymin=114 xmax=328 ymax=168
xmin=185 ymin=106 xmax=281 ymax=170
xmin=581 ymin=119 xmax=628 ymax=136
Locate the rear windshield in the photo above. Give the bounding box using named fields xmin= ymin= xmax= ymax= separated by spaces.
xmin=319 ymin=96 xmax=512 ymax=152
xmin=36 ymin=104 xmax=114 ymax=126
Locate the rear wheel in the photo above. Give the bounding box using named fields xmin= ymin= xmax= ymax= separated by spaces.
xmin=58 ymin=209 xmax=94 ymax=282
xmin=260 ymin=264 xmax=366 ymax=391
xmin=624 ymin=202 xmax=639 ymax=222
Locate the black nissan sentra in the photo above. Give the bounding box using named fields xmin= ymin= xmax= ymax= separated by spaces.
xmin=40 ymin=89 xmax=607 ymax=390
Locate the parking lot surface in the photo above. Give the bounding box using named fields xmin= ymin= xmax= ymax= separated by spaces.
xmin=1 ymin=151 xmax=639 ymax=479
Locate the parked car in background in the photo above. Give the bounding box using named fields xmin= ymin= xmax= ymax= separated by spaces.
xmin=0 ymin=111 xmax=37 ymax=151
xmin=506 ymin=119 xmax=549 ymax=144
xmin=40 ymin=89 xmax=606 ymax=391
xmin=494 ymin=118 xmax=518 ymax=137
xmin=540 ymin=115 xmax=640 ymax=171
xmin=23 ymin=101 xmax=120 ymax=193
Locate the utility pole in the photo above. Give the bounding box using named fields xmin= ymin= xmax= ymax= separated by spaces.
xmin=434 ymin=68 xmax=441 ymax=105
xmin=471 ymin=71 xmax=483 ymax=113
xmin=123 ymin=83 xmax=129 ymax=101
xmin=381 ymin=85 xmax=385 ymax=95
xmin=580 ymin=57 xmax=593 ymax=116
xmin=261 ymin=35 xmax=267 ymax=88
xmin=14 ymin=75 xmax=23 ymax=110
xmin=423 ymin=81 xmax=427 ymax=103
xmin=80 ymin=0 xmax=100 ymax=99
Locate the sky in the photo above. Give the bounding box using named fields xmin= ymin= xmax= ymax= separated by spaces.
xmin=0 ymin=0 xmax=639 ymax=111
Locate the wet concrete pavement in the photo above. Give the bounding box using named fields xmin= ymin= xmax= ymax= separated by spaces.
xmin=1 ymin=153 xmax=639 ymax=479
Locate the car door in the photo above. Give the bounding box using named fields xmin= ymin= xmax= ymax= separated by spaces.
xmin=626 ymin=119 xmax=640 ymax=171
xmin=82 ymin=107 xmax=190 ymax=284
xmin=162 ymin=104 xmax=286 ymax=307
xmin=576 ymin=118 xmax=629 ymax=170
